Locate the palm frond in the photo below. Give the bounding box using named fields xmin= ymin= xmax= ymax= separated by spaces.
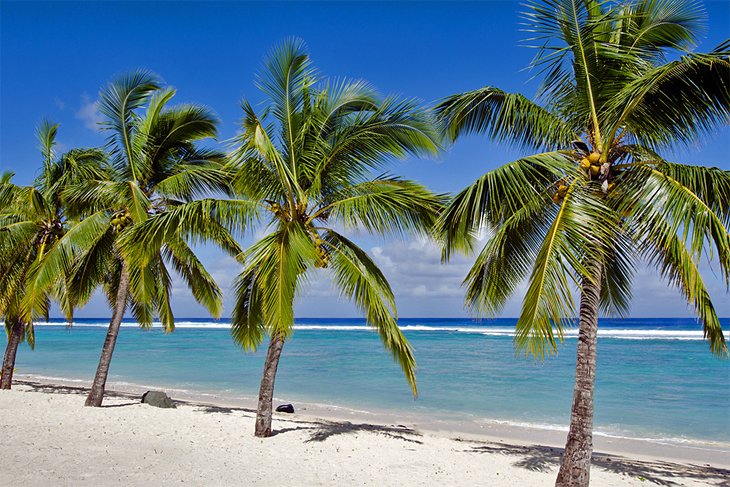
xmin=652 ymin=161 xmax=730 ymax=226
xmin=435 ymin=87 xmax=578 ymax=150
xmin=256 ymin=37 xmax=316 ymax=179
xmin=515 ymin=181 xmax=619 ymax=357
xmin=639 ymin=211 xmax=727 ymax=355
xmin=21 ymin=211 xmax=110 ymax=320
xmin=616 ymin=0 xmax=704 ymax=54
xmin=462 ymin=190 xmax=552 ymax=317
xmin=231 ymin=223 xmax=317 ymax=347
xmin=608 ymin=45 xmax=730 ymax=148
xmin=598 ymin=228 xmax=635 ymax=317
xmin=98 ymin=70 xmax=161 ymax=181
xmin=36 ymin=119 xmax=59 ymax=175
xmin=316 ymin=176 xmax=446 ymax=237
xmin=437 ymin=152 xmax=574 ymax=260
xmin=154 ymin=162 xmax=230 ymax=201
xmin=119 ymin=198 xmax=255 ymax=267
xmin=618 ymin=163 xmax=730 ymax=288
xmin=230 ymin=264 xmax=266 ymax=351
xmin=163 ymin=237 xmax=223 ymax=318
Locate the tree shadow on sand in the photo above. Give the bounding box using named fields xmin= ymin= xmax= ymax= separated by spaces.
xmin=192 ymin=403 xmax=257 ymax=416
xmin=18 ymin=380 xmax=139 ymax=407
xmin=276 ymin=420 xmax=423 ymax=444
xmin=459 ymin=439 xmax=730 ymax=486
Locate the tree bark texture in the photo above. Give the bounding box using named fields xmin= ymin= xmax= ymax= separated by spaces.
xmin=1 ymin=319 xmax=24 ymax=390
xmin=555 ymin=261 xmax=603 ymax=487
xmin=85 ymin=262 xmax=130 ymax=407
xmin=254 ymin=332 xmax=286 ymax=438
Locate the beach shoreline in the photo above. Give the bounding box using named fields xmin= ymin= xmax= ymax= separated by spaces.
xmin=13 ymin=374 xmax=730 ymax=470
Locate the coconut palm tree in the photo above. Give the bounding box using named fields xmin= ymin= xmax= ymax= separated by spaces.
xmin=23 ymin=72 xmax=248 ymax=406
xmin=226 ymin=39 xmax=444 ymax=437
xmin=435 ymin=1 xmax=729 ymax=485
xmin=0 ymin=122 xmax=106 ymax=389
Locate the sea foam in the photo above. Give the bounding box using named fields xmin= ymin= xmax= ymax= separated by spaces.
xmin=31 ymin=321 xmax=727 ymax=341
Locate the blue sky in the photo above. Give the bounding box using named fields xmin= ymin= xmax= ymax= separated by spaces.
xmin=1 ymin=0 xmax=728 ymax=319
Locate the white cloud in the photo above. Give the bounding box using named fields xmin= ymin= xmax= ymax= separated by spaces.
xmin=75 ymin=94 xmax=103 ymax=131
xmin=370 ymin=238 xmax=473 ymax=299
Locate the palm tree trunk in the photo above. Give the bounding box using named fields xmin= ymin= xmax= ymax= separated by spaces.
xmin=254 ymin=332 xmax=286 ymax=438
xmin=85 ymin=262 xmax=130 ymax=407
xmin=555 ymin=261 xmax=603 ymax=487
xmin=1 ymin=319 xmax=24 ymax=390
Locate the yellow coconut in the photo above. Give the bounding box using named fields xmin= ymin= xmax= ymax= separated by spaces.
xmin=579 ymin=158 xmax=591 ymax=170
xmin=588 ymin=152 xmax=601 ymax=164
xmin=552 ymin=193 xmax=561 ymax=204
xmin=590 ymin=165 xmax=600 ymax=177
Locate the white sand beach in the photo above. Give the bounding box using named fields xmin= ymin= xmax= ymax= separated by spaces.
xmin=1 ymin=381 xmax=727 ymax=486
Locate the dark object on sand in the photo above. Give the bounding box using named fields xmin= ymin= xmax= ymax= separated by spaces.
xmin=276 ymin=404 xmax=295 ymax=414
xmin=141 ymin=391 xmax=177 ymax=408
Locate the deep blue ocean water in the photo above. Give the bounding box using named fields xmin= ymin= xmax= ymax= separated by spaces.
xmin=6 ymin=317 xmax=730 ymax=445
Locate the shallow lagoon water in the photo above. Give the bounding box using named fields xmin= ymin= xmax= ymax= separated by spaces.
xmin=8 ymin=317 xmax=730 ymax=444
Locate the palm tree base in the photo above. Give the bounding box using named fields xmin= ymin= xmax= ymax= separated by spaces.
xmin=84 ymin=388 xmax=104 ymax=407
xmin=1 ymin=320 xmax=23 ymax=390
xmin=254 ymin=333 xmax=285 ymax=438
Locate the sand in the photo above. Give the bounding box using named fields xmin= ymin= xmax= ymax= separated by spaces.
xmin=1 ymin=381 xmax=727 ymax=487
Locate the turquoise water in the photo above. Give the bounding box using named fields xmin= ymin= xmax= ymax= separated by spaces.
xmin=7 ymin=317 xmax=730 ymax=444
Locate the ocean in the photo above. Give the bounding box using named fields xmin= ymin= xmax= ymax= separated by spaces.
xmin=6 ymin=317 xmax=730 ymax=447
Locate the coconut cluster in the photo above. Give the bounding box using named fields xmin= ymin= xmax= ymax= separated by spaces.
xmin=314 ymin=235 xmax=329 ymax=268
xmin=579 ymin=152 xmax=603 ymax=178
xmin=110 ymin=211 xmax=132 ymax=232
xmin=579 ymin=152 xmax=615 ymax=194
xmin=551 ymin=183 xmax=569 ymax=204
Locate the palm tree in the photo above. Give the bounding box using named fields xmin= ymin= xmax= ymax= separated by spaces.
xmin=435 ymin=1 xmax=729 ymax=485
xmin=227 ymin=39 xmax=444 ymax=437
xmin=0 ymin=122 xmax=106 ymax=389
xmin=24 ymin=72 xmax=246 ymax=406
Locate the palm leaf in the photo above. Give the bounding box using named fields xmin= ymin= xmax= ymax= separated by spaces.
xmin=435 ymin=87 xmax=578 ymax=150
xmin=314 ymin=176 xmax=446 ymax=237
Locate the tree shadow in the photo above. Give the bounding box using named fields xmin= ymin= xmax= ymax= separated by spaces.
xmin=17 ymin=380 xmax=90 ymax=396
xmin=17 ymin=380 xmax=137 ymax=402
xmin=101 ymin=401 xmax=141 ymax=408
xmin=189 ymin=399 xmax=422 ymax=445
xmin=273 ymin=419 xmax=423 ymax=444
xmin=190 ymin=403 xmax=256 ymax=416
xmin=460 ymin=439 xmax=730 ymax=486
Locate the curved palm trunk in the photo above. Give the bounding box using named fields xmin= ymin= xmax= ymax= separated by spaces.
xmin=254 ymin=332 xmax=286 ymax=438
xmin=85 ymin=262 xmax=130 ymax=407
xmin=555 ymin=262 xmax=603 ymax=487
xmin=1 ymin=319 xmax=24 ymax=389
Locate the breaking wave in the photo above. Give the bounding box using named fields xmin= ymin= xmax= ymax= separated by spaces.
xmin=32 ymin=321 xmax=726 ymax=340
